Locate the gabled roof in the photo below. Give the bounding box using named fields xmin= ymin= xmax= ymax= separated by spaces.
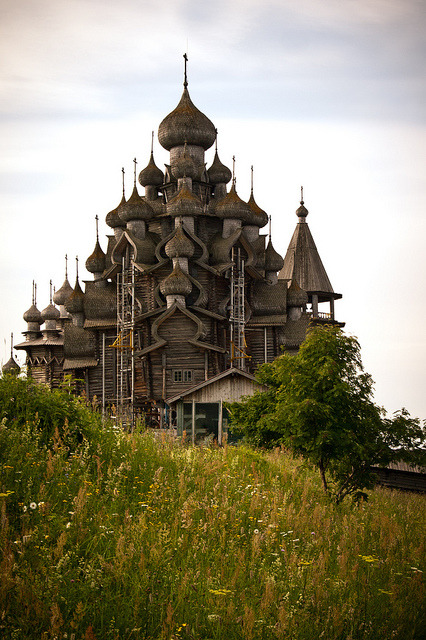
xmin=166 ymin=367 xmax=261 ymax=404
xmin=279 ymin=220 xmax=338 ymax=297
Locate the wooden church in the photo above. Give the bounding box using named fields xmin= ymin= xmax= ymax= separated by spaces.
xmin=12 ymin=60 xmax=342 ymax=441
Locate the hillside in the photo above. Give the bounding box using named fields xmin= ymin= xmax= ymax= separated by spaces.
xmin=0 ymin=376 xmax=425 ymax=639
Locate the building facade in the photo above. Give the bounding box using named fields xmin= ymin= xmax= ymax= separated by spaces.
xmin=13 ymin=68 xmax=342 ymax=435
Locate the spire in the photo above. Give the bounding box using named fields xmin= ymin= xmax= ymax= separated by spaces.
xmin=2 ymin=332 xmax=20 ymax=376
xmin=183 ymin=52 xmax=188 ymax=88
xmin=296 ymin=186 xmax=309 ymax=219
xmin=133 ymin=158 xmax=137 ymax=187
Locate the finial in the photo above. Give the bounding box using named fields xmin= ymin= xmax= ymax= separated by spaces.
xmin=65 ymin=254 xmax=68 ymax=279
xmin=300 ymin=185 xmax=304 ymax=205
xmin=76 ymin=256 xmax=79 ymax=280
xmin=151 ymin=131 xmax=154 ymax=155
xmin=268 ymin=215 xmax=272 ymax=241
xmin=32 ymin=280 xmax=35 ymax=306
xmin=34 ymin=283 xmax=37 ymax=307
xmin=95 ymin=215 xmax=99 ymax=241
xmin=122 ymin=167 xmax=125 ymax=198
xmin=133 ymin=158 xmax=137 ymax=186
xmin=251 ymin=165 xmax=254 ymax=196
xmin=49 ymin=280 xmax=53 ymax=305
xmin=232 ymin=155 xmax=236 ymax=186
xmin=10 ymin=332 xmax=13 ymax=357
xmin=215 ymin=128 xmax=218 ymax=153
xmin=183 ymin=53 xmax=188 ymax=88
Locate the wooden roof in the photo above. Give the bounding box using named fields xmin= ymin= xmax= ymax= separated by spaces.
xmin=279 ymin=220 xmax=339 ymax=297
xmin=166 ymin=367 xmax=263 ymax=404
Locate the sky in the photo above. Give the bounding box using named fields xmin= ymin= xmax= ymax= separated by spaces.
xmin=1 ymin=0 xmax=425 ymax=419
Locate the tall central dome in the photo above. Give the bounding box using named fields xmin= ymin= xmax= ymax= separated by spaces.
xmin=158 ymin=85 xmax=216 ymax=151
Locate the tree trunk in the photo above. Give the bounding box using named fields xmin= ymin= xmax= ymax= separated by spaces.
xmin=319 ymin=460 xmax=328 ymax=495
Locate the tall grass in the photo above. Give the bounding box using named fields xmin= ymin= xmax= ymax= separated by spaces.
xmin=0 ymin=376 xmax=424 ymax=639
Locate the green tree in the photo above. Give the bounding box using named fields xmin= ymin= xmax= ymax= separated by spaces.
xmin=228 ymin=325 xmax=425 ymax=503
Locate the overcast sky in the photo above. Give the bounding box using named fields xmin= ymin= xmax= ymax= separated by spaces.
xmin=1 ymin=0 xmax=425 ymax=419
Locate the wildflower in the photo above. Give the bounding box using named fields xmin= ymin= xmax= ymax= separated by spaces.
xmin=254 ymin=529 xmax=259 ymax=534
xmin=378 ymin=589 xmax=393 ymax=595
xmin=208 ymin=614 xmax=222 ymax=622
xmin=30 ymin=502 xmax=37 ymax=510
xmin=23 ymin=505 xmax=27 ymax=512
xmin=66 ymin=522 xmax=71 ymax=529
xmin=359 ymin=554 xmax=380 ymax=563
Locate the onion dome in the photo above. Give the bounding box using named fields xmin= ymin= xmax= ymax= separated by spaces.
xmin=158 ymin=86 xmax=216 ymax=151
xmin=2 ymin=356 xmax=20 ymax=375
xmin=86 ymin=239 xmax=106 ymax=274
xmin=165 ymin=225 xmax=194 ymax=259
xmin=138 ymin=151 xmax=164 ymax=187
xmin=65 ymin=279 xmax=85 ymax=315
xmin=215 ymin=183 xmax=252 ymax=222
xmin=247 ymin=192 xmax=269 ymax=227
xmin=287 ymin=279 xmax=308 ymax=307
xmin=119 ymin=185 xmax=154 ymax=223
xmin=167 ymin=183 xmax=203 ymax=217
xmin=106 ymin=194 xmax=126 ymax=229
xmin=23 ymin=303 xmax=42 ymax=324
xmin=296 ymin=189 xmax=309 ymax=219
xmin=53 ymin=278 xmax=73 ymax=306
xmin=160 ymin=263 xmax=192 ymax=297
xmin=41 ymin=302 xmax=60 ymax=322
xmin=207 ymin=151 xmax=232 ymax=185
xmin=171 ymin=146 xmax=199 ymax=180
xmin=264 ymin=238 xmax=284 ymax=272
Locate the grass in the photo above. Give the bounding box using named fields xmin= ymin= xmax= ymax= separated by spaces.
xmin=0 ymin=376 xmax=425 ymax=639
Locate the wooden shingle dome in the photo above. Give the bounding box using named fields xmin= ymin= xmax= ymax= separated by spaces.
xmin=167 ymin=184 xmax=203 ymax=217
xmin=165 ymin=225 xmax=194 ymax=259
xmin=207 ymin=151 xmax=232 ymax=185
xmin=86 ymin=239 xmax=106 ymax=275
xmin=160 ymin=263 xmax=192 ymax=297
xmin=215 ymin=183 xmax=252 ymax=222
xmin=138 ymin=151 xmax=164 ymax=187
xmin=106 ymin=194 xmax=126 ymax=229
xmin=119 ymin=186 xmax=154 ymax=223
xmin=158 ymin=87 xmax=216 ymax=151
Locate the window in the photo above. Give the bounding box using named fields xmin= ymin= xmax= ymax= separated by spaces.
xmin=173 ymin=369 xmax=193 ymax=383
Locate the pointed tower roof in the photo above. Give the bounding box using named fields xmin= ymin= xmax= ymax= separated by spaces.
xmin=279 ymin=191 xmax=340 ymax=300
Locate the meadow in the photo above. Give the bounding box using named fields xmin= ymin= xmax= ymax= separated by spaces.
xmin=0 ymin=376 xmax=425 ymax=639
